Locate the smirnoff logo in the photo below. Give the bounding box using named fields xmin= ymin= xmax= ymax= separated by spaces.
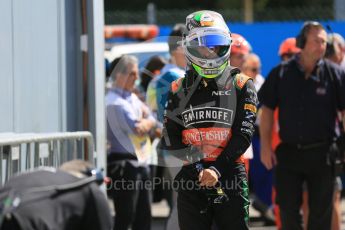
xmin=182 ymin=106 xmax=233 ymax=127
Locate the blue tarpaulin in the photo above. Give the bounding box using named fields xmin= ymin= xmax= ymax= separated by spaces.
xmin=159 ymin=21 xmax=345 ymax=77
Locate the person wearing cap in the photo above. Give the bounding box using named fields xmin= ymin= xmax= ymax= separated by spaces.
xmin=229 ymin=33 xmax=252 ymax=69
xmin=0 ymin=160 xmax=113 ymax=230
xmin=229 ymin=33 xmax=253 ymax=174
xmin=269 ymin=37 xmax=302 ymax=230
xmin=259 ymin=21 xmax=345 ymax=229
xmin=161 ymin=10 xmax=257 ymax=229
xmin=278 ymin=37 xmax=301 ymax=62
xmin=242 ymin=53 xmax=276 ymax=223
xmin=229 ymin=34 xmax=260 ymax=218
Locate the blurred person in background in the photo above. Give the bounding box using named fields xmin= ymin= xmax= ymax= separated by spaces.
xmin=136 ymin=55 xmax=167 ymax=205
xmin=228 ymin=33 xmax=253 ymax=171
xmin=229 ymin=34 xmax=261 ymax=223
xmin=242 ymin=53 xmax=265 ymax=91
xmin=135 ymin=55 xmax=167 ymax=210
xmin=106 ymin=55 xmax=156 ymax=230
xmin=146 ymin=23 xmax=187 ymax=230
xmin=259 ymin=21 xmax=345 ymax=230
xmin=229 ymin=33 xmax=252 ymax=69
xmin=148 ymin=23 xmax=187 ymax=122
xmin=324 ymin=33 xmax=345 ymax=230
xmin=325 ymin=33 xmax=345 ymax=69
xmin=136 ymin=55 xmax=167 ymax=101
xmin=279 ymin=37 xmax=301 ymax=62
xmin=0 ymin=160 xmax=112 ymax=230
xmin=242 ymin=53 xmax=275 ymax=224
xmin=271 ymin=36 xmax=301 ymax=230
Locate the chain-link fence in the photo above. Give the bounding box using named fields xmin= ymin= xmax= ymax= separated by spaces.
xmin=105 ymin=6 xmax=334 ymax=25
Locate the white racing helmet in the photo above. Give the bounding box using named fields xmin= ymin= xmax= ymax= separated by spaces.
xmin=184 ymin=10 xmax=232 ymax=78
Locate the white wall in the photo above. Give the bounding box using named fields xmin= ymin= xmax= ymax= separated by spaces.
xmin=0 ymin=0 xmax=65 ymax=132
xmin=0 ymin=0 xmax=106 ymax=170
xmin=0 ymin=0 xmax=14 ymax=131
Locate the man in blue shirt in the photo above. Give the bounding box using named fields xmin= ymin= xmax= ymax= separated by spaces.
xmin=106 ymin=55 xmax=156 ymax=230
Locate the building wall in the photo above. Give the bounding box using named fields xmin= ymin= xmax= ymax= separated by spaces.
xmin=0 ymin=0 xmax=82 ymax=133
xmin=0 ymin=0 xmax=106 ymax=170
xmin=0 ymin=0 xmax=15 ymax=132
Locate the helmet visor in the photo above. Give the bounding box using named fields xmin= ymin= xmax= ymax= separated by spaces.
xmin=186 ymin=34 xmax=230 ymax=59
xmin=187 ymin=34 xmax=231 ymax=47
xmin=187 ymin=45 xmax=229 ymax=59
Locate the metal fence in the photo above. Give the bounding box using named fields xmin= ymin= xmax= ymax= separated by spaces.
xmin=105 ymin=6 xmax=334 ymax=25
xmin=0 ymin=132 xmax=95 ymax=185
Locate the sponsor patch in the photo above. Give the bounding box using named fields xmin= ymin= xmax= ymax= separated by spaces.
xmin=244 ymin=111 xmax=255 ymax=120
xmin=212 ymin=90 xmax=232 ymax=96
xmin=244 ymin=104 xmax=257 ymax=113
xmin=241 ymin=128 xmax=253 ymax=136
xmin=246 ymin=88 xmax=258 ymax=105
xmin=200 ymin=13 xmax=214 ymax=27
xmin=182 ymin=127 xmax=232 ymax=161
xmin=245 ymin=98 xmax=256 ymax=104
xmin=316 ymin=87 xmax=326 ymax=95
xmin=182 ymin=106 xmax=233 ymax=127
xmin=171 ymin=78 xmax=183 ymax=93
xmin=242 ymin=121 xmax=254 ymax=129
xmin=234 ymin=74 xmax=251 ymax=89
xmin=182 ymin=127 xmax=231 ymax=144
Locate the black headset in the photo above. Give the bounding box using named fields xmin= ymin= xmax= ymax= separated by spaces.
xmin=296 ymin=21 xmax=324 ymax=49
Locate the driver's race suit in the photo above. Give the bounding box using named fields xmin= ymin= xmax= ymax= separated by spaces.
xmin=161 ymin=66 xmax=258 ymax=230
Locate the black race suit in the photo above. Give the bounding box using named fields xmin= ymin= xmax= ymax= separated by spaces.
xmin=161 ymin=67 xmax=258 ymax=230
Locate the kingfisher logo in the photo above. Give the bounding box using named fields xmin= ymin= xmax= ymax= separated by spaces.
xmin=182 ymin=106 xmax=233 ymax=127
xmin=212 ymin=90 xmax=232 ymax=96
xmin=181 ymin=127 xmax=232 ymax=161
xmin=182 ymin=128 xmax=231 ymax=143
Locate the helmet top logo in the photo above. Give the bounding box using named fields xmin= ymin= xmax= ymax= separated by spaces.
xmin=199 ymin=13 xmax=214 ymax=27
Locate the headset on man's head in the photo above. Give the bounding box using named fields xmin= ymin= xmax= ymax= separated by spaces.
xmin=296 ymin=21 xmax=325 ymax=49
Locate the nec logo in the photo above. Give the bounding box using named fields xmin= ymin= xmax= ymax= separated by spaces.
xmin=212 ymin=90 xmax=231 ymax=96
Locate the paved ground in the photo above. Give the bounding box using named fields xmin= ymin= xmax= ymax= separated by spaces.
xmin=110 ymin=197 xmax=345 ymax=229
xmin=150 ymin=199 xmax=345 ymax=230
xmin=151 ymin=199 xmax=276 ymax=230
